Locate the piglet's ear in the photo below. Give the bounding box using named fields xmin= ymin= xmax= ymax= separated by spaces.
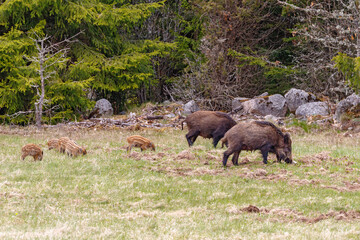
xmin=284 ymin=132 xmax=291 ymax=144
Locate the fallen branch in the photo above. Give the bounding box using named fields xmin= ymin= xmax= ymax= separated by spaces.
xmin=144 ymin=115 xmax=164 ymax=120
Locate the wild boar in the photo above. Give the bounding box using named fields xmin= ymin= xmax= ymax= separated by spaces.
xmin=21 ymin=144 xmax=43 ymax=161
xmin=181 ymin=111 xmax=237 ymax=148
xmin=47 ymin=138 xmax=59 ymax=150
xmin=221 ymin=121 xmax=292 ymax=167
xmin=58 ymin=137 xmax=71 ymax=153
xmin=64 ymin=140 xmax=87 ymax=157
xmin=126 ymin=135 xmax=155 ymax=152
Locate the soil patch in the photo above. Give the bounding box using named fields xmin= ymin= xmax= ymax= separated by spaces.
xmin=151 ymin=166 xmax=226 ymax=176
xmin=299 ymin=151 xmax=349 ymax=166
xmin=176 ymin=150 xmax=195 ymax=160
xmin=322 ymin=180 xmax=360 ymax=192
xmin=231 ymin=205 xmax=360 ymax=223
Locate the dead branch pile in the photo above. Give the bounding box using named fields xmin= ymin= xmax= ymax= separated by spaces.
xmin=48 ymin=102 xmax=185 ymax=130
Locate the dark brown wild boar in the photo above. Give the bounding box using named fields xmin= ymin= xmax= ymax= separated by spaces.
xmin=221 ymin=121 xmax=292 ymax=167
xmin=181 ymin=111 xmax=236 ymax=148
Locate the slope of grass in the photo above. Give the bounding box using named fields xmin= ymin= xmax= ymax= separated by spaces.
xmin=0 ymin=126 xmax=359 ymax=239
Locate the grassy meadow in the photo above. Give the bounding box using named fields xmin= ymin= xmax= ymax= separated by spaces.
xmin=0 ymin=125 xmax=360 ymax=239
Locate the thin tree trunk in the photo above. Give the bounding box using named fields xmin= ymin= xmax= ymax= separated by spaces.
xmin=35 ymin=40 xmax=45 ymax=128
xmin=29 ymin=32 xmax=81 ymax=127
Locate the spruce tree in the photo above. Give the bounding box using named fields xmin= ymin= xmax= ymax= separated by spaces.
xmin=0 ymin=0 xmax=174 ymax=124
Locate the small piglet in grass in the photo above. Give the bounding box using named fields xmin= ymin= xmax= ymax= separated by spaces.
xmin=126 ymin=135 xmax=155 ymax=152
xmin=47 ymin=138 xmax=59 ymax=151
xmin=21 ymin=144 xmax=43 ymax=161
xmin=63 ymin=139 xmax=87 ymax=157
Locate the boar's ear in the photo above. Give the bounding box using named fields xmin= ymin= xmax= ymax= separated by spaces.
xmin=284 ymin=132 xmax=291 ymax=144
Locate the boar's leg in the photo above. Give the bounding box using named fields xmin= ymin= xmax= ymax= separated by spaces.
xmin=191 ymin=135 xmax=199 ymax=144
xmin=223 ymin=151 xmax=231 ymax=167
xmin=212 ymin=135 xmax=223 ymax=148
xmin=260 ymin=144 xmax=272 ymax=164
xmin=186 ymin=130 xmax=200 ymax=147
xmin=212 ymin=127 xmax=227 ymax=148
xmin=223 ymin=147 xmax=238 ymax=167
xmin=126 ymin=144 xmax=133 ymax=153
xmin=231 ymin=151 xmax=240 ymax=166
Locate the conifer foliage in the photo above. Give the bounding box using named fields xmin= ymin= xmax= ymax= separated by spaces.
xmin=0 ymin=0 xmax=174 ymax=124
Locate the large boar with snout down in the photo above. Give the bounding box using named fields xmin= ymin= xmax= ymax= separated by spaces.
xmin=182 ymin=111 xmax=237 ymax=148
xmin=221 ymin=121 xmax=292 ymax=167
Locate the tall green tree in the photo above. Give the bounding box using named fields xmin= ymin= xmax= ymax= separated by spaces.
xmin=0 ymin=0 xmax=174 ymax=124
xmin=172 ymin=0 xmax=296 ymax=110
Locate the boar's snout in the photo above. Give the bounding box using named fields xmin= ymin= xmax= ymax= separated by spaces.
xmin=283 ymin=151 xmax=292 ymax=164
xmin=285 ymin=157 xmax=292 ymax=164
xmin=284 ymin=147 xmax=292 ymax=164
xmin=283 ymin=149 xmax=292 ymax=164
xmin=276 ymin=148 xmax=292 ymax=164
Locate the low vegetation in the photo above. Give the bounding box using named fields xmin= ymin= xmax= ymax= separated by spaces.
xmin=0 ymin=126 xmax=359 ymax=239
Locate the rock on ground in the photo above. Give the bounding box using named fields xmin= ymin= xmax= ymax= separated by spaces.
xmin=295 ymin=102 xmax=329 ymax=117
xmin=285 ymin=88 xmax=316 ymax=112
xmin=236 ymin=94 xmax=288 ymax=117
xmin=93 ymin=99 xmax=114 ymax=117
xmin=232 ymin=97 xmax=250 ymax=112
xmin=334 ymin=93 xmax=360 ymax=122
xmin=183 ymin=100 xmax=199 ymax=115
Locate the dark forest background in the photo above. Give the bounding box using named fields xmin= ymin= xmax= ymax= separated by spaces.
xmin=1 ymin=0 xmax=359 ymax=124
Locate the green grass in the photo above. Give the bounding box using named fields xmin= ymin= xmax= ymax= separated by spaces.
xmin=0 ymin=126 xmax=360 ymax=239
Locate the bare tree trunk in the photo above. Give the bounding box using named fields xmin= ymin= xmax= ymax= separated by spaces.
xmin=28 ymin=31 xmax=82 ymax=128
xmin=35 ymin=40 xmax=45 ymax=128
xmin=356 ymin=21 xmax=360 ymax=58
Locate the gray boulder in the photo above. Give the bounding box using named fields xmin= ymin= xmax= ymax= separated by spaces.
xmin=232 ymin=97 xmax=250 ymax=112
xmin=183 ymin=100 xmax=199 ymax=115
xmin=93 ymin=99 xmax=113 ymax=117
xmin=284 ymin=88 xmax=316 ymax=112
xmin=295 ymin=102 xmax=329 ymax=117
xmin=256 ymin=92 xmax=269 ymax=98
xmin=236 ymin=94 xmax=288 ymax=117
xmin=334 ymin=93 xmax=360 ymax=122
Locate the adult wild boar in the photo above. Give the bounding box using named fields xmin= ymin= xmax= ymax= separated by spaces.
xmin=182 ymin=111 xmax=237 ymax=148
xmin=221 ymin=121 xmax=292 ymax=166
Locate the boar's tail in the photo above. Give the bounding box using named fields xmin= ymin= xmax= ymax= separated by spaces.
xmin=180 ymin=120 xmax=185 ymax=130
xmin=221 ymin=137 xmax=227 ymax=148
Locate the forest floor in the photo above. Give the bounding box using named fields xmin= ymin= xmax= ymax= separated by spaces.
xmin=0 ymin=124 xmax=359 ymax=239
